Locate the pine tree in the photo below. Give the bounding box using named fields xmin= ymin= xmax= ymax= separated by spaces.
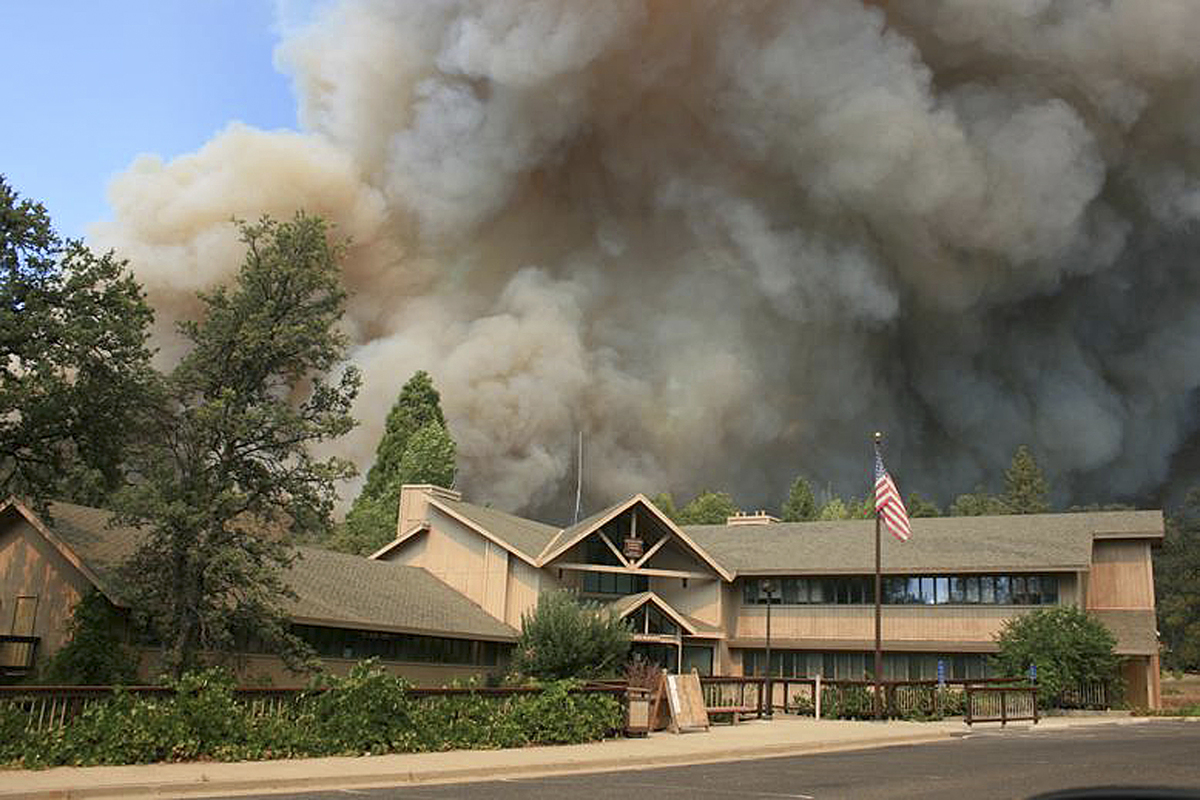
xmin=333 ymin=372 xmax=454 ymax=555
xmin=1003 ymin=445 xmax=1050 ymax=513
xmin=781 ymin=476 xmax=818 ymax=522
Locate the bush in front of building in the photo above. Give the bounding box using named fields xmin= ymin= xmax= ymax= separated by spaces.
xmin=1 ymin=661 xmax=624 ymax=767
xmin=38 ymin=590 xmax=138 ymax=686
xmin=992 ymin=605 xmax=1120 ymax=707
xmin=511 ymin=589 xmax=632 ymax=680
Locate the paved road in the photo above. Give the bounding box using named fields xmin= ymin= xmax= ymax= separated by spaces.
xmin=222 ymin=720 xmax=1200 ymax=800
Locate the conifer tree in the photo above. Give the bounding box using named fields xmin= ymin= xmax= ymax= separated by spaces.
xmin=333 ymin=371 xmax=455 ymax=555
xmin=1003 ymin=445 xmax=1051 ymax=513
xmin=781 ymin=476 xmax=818 ymax=522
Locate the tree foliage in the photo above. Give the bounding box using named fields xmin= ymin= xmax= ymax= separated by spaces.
xmin=906 ymin=492 xmax=941 ymax=517
xmin=817 ymin=496 xmax=850 ymax=520
xmin=1156 ymin=488 xmax=1200 ymax=671
xmin=780 ymin=476 xmax=818 ymax=522
xmin=649 ymin=492 xmax=678 ymax=522
xmin=115 ymin=214 xmax=359 ymax=676
xmin=948 ymin=488 xmax=1010 ymax=517
xmin=0 ymin=176 xmax=155 ymax=508
xmin=992 ymin=606 xmax=1120 ymax=706
xmin=511 ymin=589 xmax=631 ymax=680
xmin=677 ymin=490 xmax=740 ymax=525
xmin=40 ymin=590 xmax=138 ymax=685
xmin=333 ymin=371 xmax=455 ymax=555
xmin=1004 ymin=445 xmax=1051 ymax=513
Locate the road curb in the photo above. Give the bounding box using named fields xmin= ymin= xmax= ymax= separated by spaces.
xmin=0 ymin=731 xmax=962 ymax=800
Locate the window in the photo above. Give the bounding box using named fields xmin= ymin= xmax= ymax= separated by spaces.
xmin=994 ymin=576 xmax=1011 ymax=605
xmin=742 ymin=574 xmax=1060 ymax=606
xmin=291 ymin=625 xmax=506 ymax=666
xmin=582 ymin=571 xmax=648 ymax=595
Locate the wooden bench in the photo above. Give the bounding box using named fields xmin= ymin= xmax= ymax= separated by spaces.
xmin=706 ymin=705 xmax=757 ymax=724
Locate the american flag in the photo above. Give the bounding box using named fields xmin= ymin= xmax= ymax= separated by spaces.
xmin=874 ymin=449 xmax=911 ymax=542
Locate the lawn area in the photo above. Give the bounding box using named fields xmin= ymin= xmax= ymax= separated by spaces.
xmin=1160 ymin=672 xmax=1200 ymax=711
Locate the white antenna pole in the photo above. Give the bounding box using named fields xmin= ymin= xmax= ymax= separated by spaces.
xmin=574 ymin=431 xmax=583 ymax=524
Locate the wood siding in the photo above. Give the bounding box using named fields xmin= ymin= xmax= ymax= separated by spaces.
xmin=0 ymin=516 xmax=93 ymax=658
xmin=1087 ymin=540 xmax=1154 ymax=610
xmin=734 ymin=604 xmax=1041 ymax=645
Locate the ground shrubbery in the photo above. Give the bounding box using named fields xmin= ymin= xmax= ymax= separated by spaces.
xmin=0 ymin=662 xmax=624 ymax=768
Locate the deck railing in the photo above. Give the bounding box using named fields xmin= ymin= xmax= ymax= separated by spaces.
xmin=965 ymin=684 xmax=1039 ymax=725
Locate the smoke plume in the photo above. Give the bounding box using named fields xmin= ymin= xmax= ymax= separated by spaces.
xmin=89 ymin=0 xmax=1200 ymax=517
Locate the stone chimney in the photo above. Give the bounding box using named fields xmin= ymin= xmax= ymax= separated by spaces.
xmin=726 ymin=510 xmax=779 ymax=526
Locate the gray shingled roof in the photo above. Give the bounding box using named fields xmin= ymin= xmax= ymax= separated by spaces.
xmin=435 ymin=498 xmax=561 ymax=562
xmin=42 ymin=501 xmax=143 ymax=603
xmin=683 ymin=510 xmax=1163 ymax=575
xmin=283 ymin=548 xmax=517 ymax=640
xmin=35 ymin=501 xmax=516 ymax=641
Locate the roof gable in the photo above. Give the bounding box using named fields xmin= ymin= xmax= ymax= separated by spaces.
xmin=605 ymin=591 xmax=701 ymax=636
xmin=429 ymin=497 xmax=559 ymax=565
xmin=538 ymin=494 xmax=733 ymax=580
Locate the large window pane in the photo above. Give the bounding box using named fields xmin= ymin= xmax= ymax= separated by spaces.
xmin=906 ymin=577 xmax=921 ymax=604
xmin=920 ymin=577 xmax=936 ymax=604
xmin=980 ymin=576 xmax=995 ymax=604
xmin=743 ymin=580 xmax=757 ymax=605
xmin=1026 ymin=576 xmax=1041 ymax=605
xmin=782 ymin=578 xmax=801 ymax=604
xmin=935 ymin=577 xmax=949 ymax=604
xmin=950 ymin=577 xmax=966 ymax=603
xmin=836 ymin=579 xmax=850 ymax=605
xmin=810 ymin=579 xmax=826 ymax=603
xmin=994 ymin=576 xmax=1011 ymax=604
xmin=1042 ymin=575 xmax=1058 ymax=605
xmin=965 ymin=577 xmax=980 ymax=603
xmin=885 ymin=577 xmax=904 ymax=604
xmin=1012 ymin=576 xmax=1027 ymax=604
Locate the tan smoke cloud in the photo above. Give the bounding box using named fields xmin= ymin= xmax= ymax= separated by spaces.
xmin=89 ymin=0 xmax=1200 ymax=516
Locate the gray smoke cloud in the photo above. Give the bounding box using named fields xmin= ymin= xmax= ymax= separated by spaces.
xmin=88 ymin=0 xmax=1200 ymax=517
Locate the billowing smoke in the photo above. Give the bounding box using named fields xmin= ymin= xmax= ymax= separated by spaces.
xmin=89 ymin=0 xmax=1200 ymax=517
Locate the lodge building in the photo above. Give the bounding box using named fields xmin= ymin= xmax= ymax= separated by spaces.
xmin=0 ymin=484 xmax=1164 ymax=708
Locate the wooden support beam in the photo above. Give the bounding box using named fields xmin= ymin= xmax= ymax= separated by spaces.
xmin=597 ymin=530 xmax=632 ymax=568
xmin=634 ymin=532 xmax=672 ymax=568
xmin=554 ymin=562 xmax=716 ymax=580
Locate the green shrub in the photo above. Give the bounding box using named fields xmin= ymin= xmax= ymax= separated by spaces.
xmin=4 ymin=661 xmax=622 ymax=767
xmin=39 ymin=590 xmax=138 ymax=686
xmin=992 ymin=606 xmax=1120 ymax=707
xmin=511 ymin=589 xmax=631 ymax=680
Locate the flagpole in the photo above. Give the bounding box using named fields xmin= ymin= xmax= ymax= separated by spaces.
xmin=874 ymin=431 xmax=883 ymax=721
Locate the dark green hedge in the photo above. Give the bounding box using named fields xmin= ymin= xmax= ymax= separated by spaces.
xmin=1 ymin=662 xmax=624 ymax=768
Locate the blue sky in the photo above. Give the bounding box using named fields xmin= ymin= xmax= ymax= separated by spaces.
xmin=1 ymin=1 xmax=298 ymax=239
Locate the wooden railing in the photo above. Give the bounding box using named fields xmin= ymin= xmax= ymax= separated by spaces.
xmin=0 ymin=682 xmax=628 ymax=734
xmin=965 ymin=684 xmax=1038 ymax=726
xmin=699 ymin=676 xmax=767 ymax=719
